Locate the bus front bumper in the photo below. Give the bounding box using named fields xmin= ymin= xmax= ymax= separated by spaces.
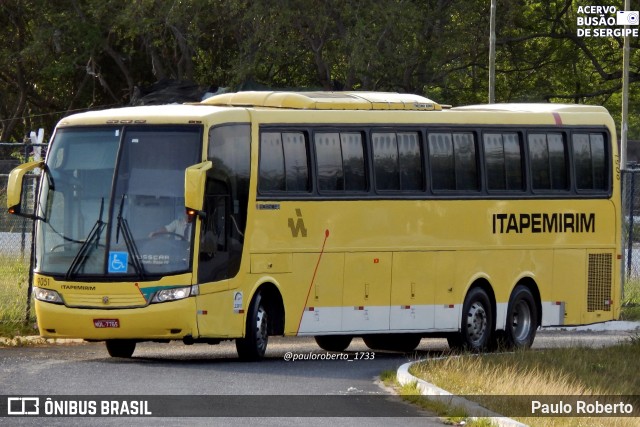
xmin=34 ymin=298 xmax=198 ymax=340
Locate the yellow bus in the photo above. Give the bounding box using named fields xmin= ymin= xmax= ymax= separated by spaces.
xmin=7 ymin=91 xmax=621 ymax=359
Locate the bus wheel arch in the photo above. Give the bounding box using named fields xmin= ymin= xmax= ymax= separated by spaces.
xmin=448 ymin=280 xmax=496 ymax=352
xmin=315 ymin=335 xmax=353 ymax=352
xmin=504 ymin=278 xmax=540 ymax=349
xmin=362 ymin=334 xmax=421 ymax=352
xmin=256 ymin=282 xmax=285 ymax=336
xmin=235 ymin=282 xmax=285 ymax=361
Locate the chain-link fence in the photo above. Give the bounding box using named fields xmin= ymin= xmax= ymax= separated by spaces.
xmin=1 ymin=142 xmax=44 ymax=333
xmin=0 ymin=143 xmax=43 ymax=255
xmin=622 ymin=169 xmax=640 ymax=280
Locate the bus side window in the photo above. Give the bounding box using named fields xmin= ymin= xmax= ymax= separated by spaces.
xmin=529 ymin=133 xmax=568 ymax=191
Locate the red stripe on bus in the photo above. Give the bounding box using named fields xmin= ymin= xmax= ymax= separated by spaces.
xmin=134 ymin=283 xmax=146 ymax=300
xmin=297 ymin=229 xmax=330 ymax=333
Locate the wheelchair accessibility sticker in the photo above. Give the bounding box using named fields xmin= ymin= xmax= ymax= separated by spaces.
xmin=108 ymin=251 xmax=129 ymax=273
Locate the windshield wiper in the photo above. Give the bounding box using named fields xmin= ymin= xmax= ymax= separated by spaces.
xmin=116 ymin=195 xmax=145 ymax=280
xmin=65 ymin=198 xmax=106 ymax=279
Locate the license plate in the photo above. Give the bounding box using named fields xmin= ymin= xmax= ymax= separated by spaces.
xmin=93 ymin=319 xmax=120 ymax=328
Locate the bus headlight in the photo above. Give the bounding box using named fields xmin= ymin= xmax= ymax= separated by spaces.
xmin=33 ymin=287 xmax=64 ymax=304
xmin=151 ymin=286 xmax=198 ymax=303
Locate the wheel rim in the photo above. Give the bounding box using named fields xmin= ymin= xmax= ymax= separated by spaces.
xmin=511 ymin=300 xmax=532 ymax=342
xmin=466 ymin=301 xmax=487 ymax=345
xmin=255 ymin=305 xmax=268 ymax=353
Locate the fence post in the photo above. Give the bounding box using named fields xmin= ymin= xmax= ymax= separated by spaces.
xmin=626 ymin=171 xmax=635 ymax=279
xmin=20 ymin=139 xmax=30 ymax=256
xmin=24 ymin=129 xmax=44 ymax=326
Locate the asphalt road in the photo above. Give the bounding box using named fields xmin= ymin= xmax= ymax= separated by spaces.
xmin=0 ymin=327 xmax=637 ymax=427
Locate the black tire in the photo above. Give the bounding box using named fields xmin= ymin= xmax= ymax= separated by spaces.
xmin=363 ymin=334 xmax=421 ymax=352
xmin=314 ymin=335 xmax=353 ymax=352
xmin=505 ymin=285 xmax=538 ymax=349
xmin=452 ymin=287 xmax=494 ymax=352
xmin=105 ymin=339 xmax=136 ymax=358
xmin=236 ymin=292 xmax=269 ymax=361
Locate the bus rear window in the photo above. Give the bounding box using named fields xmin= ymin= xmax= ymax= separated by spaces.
xmin=572 ymin=133 xmax=607 ymax=191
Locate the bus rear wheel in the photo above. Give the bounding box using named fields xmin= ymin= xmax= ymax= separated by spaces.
xmin=449 ymin=287 xmax=493 ymax=352
xmin=105 ymin=339 xmax=136 ymax=358
xmin=236 ymin=292 xmax=269 ymax=361
xmin=505 ymin=285 xmax=537 ymax=349
xmin=363 ymin=334 xmax=422 ymax=352
xmin=314 ymin=335 xmax=352 ymax=352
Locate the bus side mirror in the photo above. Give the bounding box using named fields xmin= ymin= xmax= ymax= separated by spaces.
xmin=184 ymin=161 xmax=212 ymax=213
xmin=7 ymin=161 xmax=43 ymax=219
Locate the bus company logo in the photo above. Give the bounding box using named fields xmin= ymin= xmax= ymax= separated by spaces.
xmin=577 ymin=5 xmax=639 ymax=38
xmin=7 ymin=397 xmax=40 ymax=415
xmin=288 ymin=208 xmax=308 ymax=238
xmin=492 ymin=212 xmax=596 ymax=234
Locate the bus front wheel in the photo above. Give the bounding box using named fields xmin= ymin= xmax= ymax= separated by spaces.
xmin=449 ymin=287 xmax=493 ymax=352
xmin=314 ymin=335 xmax=352 ymax=352
xmin=105 ymin=339 xmax=136 ymax=358
xmin=505 ymin=285 xmax=537 ymax=349
xmin=236 ymin=292 xmax=269 ymax=361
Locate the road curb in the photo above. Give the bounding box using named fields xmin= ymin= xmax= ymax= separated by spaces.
xmin=396 ymin=360 xmax=527 ymax=427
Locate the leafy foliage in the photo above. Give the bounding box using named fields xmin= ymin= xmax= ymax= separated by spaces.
xmin=0 ymin=0 xmax=638 ymax=143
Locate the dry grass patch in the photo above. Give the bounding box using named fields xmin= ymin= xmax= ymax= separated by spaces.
xmin=410 ymin=341 xmax=640 ymax=427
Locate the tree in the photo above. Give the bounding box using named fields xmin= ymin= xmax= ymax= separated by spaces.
xmin=0 ymin=0 xmax=638 ymax=142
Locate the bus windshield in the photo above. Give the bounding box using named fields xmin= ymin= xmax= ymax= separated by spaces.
xmin=36 ymin=125 xmax=202 ymax=279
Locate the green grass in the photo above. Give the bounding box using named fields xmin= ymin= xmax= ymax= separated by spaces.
xmin=380 ymin=369 xmax=496 ymax=426
xmin=408 ymin=340 xmax=640 ymax=427
xmin=621 ymin=279 xmax=640 ymax=320
xmin=411 ymin=343 xmax=640 ymax=395
xmin=621 ymin=305 xmax=640 ymax=321
xmin=623 ymin=278 xmax=640 ymax=305
xmin=0 ymin=255 xmax=37 ymax=338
